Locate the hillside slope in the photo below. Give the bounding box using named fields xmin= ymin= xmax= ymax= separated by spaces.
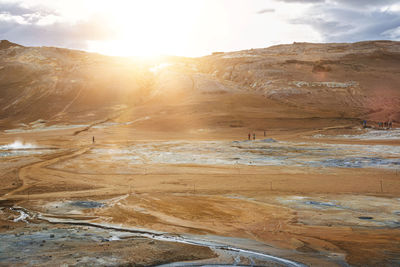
xmin=0 ymin=40 xmax=153 ymax=128
xmin=0 ymin=40 xmax=399 ymax=133
xmin=197 ymin=41 xmax=400 ymax=122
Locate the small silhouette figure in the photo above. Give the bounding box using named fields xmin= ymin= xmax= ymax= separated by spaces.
xmin=248 ymin=133 xmax=251 ymax=140
xmin=92 ymin=136 xmax=95 ymax=144
xmin=253 ymin=133 xmax=256 ymax=140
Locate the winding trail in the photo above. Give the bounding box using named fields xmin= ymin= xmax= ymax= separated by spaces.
xmin=2 ymin=146 xmax=93 ymax=200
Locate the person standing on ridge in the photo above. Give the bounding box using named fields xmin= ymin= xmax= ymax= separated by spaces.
xmin=248 ymin=133 xmax=251 ymax=140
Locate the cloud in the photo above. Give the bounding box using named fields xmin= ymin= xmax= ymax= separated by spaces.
xmin=0 ymin=2 xmax=35 ymax=15
xmin=383 ymin=26 xmax=400 ymax=39
xmin=332 ymin=0 xmax=400 ymax=7
xmin=277 ymin=0 xmax=323 ymax=3
xmin=0 ymin=17 xmax=115 ymax=49
xmin=0 ymin=2 xmax=115 ymax=50
xmin=257 ymin=8 xmax=275 ymax=14
xmin=284 ymin=0 xmax=400 ymax=43
xmin=291 ymin=17 xmax=353 ymax=37
xmin=276 ymin=0 xmax=399 ymax=6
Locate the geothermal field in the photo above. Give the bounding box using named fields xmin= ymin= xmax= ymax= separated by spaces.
xmin=1 ymin=40 xmax=400 ymax=266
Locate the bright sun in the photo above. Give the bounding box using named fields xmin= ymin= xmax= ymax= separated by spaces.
xmin=87 ymin=0 xmax=208 ymax=57
xmin=82 ymin=0 xmax=320 ymax=58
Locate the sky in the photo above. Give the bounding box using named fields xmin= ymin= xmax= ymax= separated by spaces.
xmin=0 ymin=0 xmax=400 ymax=57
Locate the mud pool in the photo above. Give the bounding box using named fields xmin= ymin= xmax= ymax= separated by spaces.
xmin=70 ymin=140 xmax=400 ymax=169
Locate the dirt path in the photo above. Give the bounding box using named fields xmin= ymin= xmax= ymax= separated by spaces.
xmin=1 ymin=146 xmax=93 ymax=200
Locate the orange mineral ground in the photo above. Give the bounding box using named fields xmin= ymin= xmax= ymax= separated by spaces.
xmin=1 ymin=40 xmax=400 ymax=266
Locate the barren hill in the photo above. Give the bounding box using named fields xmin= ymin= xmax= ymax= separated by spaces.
xmin=0 ymin=40 xmax=399 ymax=133
xmin=198 ymin=41 xmax=400 ymax=122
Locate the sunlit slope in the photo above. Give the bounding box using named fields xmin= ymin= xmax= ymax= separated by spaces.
xmin=0 ymin=40 xmax=153 ymax=128
xmin=198 ymin=41 xmax=400 ymax=122
xmin=1 ymin=40 xmax=399 ymax=132
xmin=115 ymin=66 xmax=353 ymax=135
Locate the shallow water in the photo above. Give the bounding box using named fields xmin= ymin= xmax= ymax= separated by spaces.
xmin=70 ymin=201 xmax=105 ymax=209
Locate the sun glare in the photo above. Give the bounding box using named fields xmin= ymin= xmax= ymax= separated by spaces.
xmin=83 ymin=0 xmax=321 ymax=58
xmin=87 ymin=0 xmax=207 ymax=57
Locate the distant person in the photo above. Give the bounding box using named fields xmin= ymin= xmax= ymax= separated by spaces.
xmin=92 ymin=136 xmax=95 ymax=144
xmin=362 ymin=120 xmax=367 ymax=128
xmin=264 ymin=130 xmax=266 ymax=137
xmin=253 ymin=133 xmax=256 ymax=140
xmin=248 ymin=133 xmax=251 ymax=140
xmin=389 ymin=121 xmax=393 ymax=129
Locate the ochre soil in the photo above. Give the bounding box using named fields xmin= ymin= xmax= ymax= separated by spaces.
xmin=0 ymin=124 xmax=399 ymax=266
